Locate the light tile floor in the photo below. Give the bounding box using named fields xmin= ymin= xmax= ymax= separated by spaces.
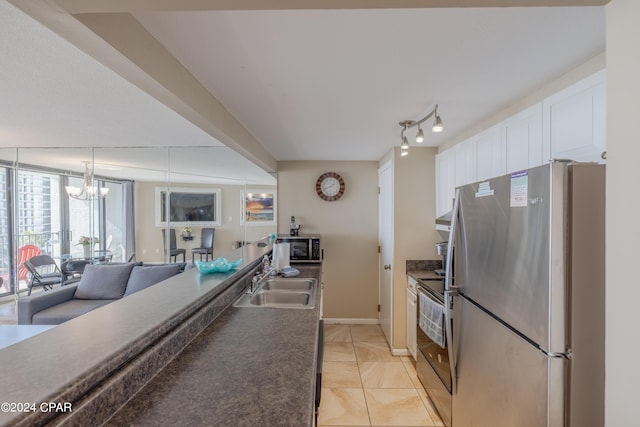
xmin=0 ymin=299 xmax=18 ymax=324
xmin=319 ymin=324 xmax=445 ymax=427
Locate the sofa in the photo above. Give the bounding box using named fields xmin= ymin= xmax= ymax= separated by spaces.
xmin=18 ymin=262 xmax=187 ymax=325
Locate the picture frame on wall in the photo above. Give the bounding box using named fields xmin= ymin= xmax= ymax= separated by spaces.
xmin=241 ymin=190 xmax=276 ymax=226
xmin=155 ymin=187 xmax=222 ymax=227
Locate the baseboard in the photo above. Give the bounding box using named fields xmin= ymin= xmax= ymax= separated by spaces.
xmin=391 ymin=348 xmax=410 ymax=357
xmin=322 ymin=318 xmax=379 ymax=325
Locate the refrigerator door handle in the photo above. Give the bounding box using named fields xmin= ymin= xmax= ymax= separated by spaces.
xmin=444 ymin=189 xmax=460 ymax=394
xmin=445 ymin=189 xmax=460 ymax=292
xmin=444 ymin=289 xmax=458 ymax=395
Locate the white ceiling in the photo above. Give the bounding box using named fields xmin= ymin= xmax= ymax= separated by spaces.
xmin=135 ymin=7 xmax=605 ymax=160
xmin=0 ymin=1 xmax=605 ymax=177
xmin=0 ymin=0 xmax=276 ymax=185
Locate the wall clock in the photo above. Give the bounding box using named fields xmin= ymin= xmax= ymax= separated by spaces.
xmin=316 ymin=172 xmax=345 ymax=201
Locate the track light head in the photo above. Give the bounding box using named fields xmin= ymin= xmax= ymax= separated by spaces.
xmin=415 ymin=126 xmax=425 ymax=143
xmin=401 ymin=136 xmax=410 ymax=151
xmin=432 ymin=115 xmax=443 ymax=133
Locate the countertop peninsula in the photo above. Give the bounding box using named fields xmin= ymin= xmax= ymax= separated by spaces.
xmin=107 ymin=264 xmax=323 ymax=426
xmin=1 ymin=240 xmax=312 ymax=426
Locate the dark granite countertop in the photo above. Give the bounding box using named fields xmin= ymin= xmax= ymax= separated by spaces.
xmin=106 ymin=264 xmax=323 ymax=426
xmin=408 ymin=270 xmax=444 ymax=281
xmin=0 ymin=240 xmax=274 ymax=427
xmin=406 ymin=259 xmax=444 ymax=282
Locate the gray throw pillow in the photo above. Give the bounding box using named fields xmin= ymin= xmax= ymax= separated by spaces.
xmin=74 ymin=263 xmax=136 ymax=300
xmin=123 ymin=264 xmax=182 ymax=296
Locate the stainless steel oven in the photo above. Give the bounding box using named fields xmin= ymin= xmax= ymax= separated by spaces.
xmin=416 ymin=279 xmax=452 ymax=427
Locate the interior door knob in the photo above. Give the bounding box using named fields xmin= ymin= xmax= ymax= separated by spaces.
xmin=383 ymin=264 xmax=391 ymax=270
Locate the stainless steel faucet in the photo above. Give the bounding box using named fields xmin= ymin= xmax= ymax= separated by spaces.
xmin=248 ymin=272 xmax=261 ymax=294
xmin=247 ymin=256 xmax=273 ymax=294
xmin=248 ymin=269 xmax=267 ymax=294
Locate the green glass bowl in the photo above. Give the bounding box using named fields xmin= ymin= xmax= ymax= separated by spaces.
xmin=194 ymin=258 xmax=242 ymax=273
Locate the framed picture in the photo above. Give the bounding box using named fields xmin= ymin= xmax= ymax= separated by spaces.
xmin=241 ymin=190 xmax=276 ymax=226
xmin=155 ymin=187 xmax=222 ymax=227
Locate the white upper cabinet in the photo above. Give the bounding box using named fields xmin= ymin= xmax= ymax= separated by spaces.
xmin=542 ymin=70 xmax=606 ymax=163
xmin=501 ymin=103 xmax=544 ymax=174
xmin=436 ymin=148 xmax=456 ymax=217
xmin=455 ymin=138 xmax=477 ymax=188
xmin=474 ymin=125 xmax=503 ymax=181
xmin=434 ymin=70 xmax=606 ymax=225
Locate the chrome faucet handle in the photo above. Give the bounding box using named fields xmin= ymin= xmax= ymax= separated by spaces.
xmin=248 ymin=272 xmax=262 ymax=294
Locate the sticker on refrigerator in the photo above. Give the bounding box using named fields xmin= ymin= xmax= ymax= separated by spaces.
xmin=475 ymin=181 xmax=494 ymax=198
xmin=510 ymin=171 xmax=528 ymax=207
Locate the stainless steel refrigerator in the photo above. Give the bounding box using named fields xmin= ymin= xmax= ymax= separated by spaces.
xmin=444 ymin=162 xmax=605 ymax=427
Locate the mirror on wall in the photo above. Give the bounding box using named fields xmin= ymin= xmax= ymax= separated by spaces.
xmin=0 ymin=148 xmax=16 ymax=297
xmin=1 ymin=145 xmax=276 ymax=299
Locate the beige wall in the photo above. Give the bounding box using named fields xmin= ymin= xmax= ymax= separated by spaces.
xmin=379 ymin=147 xmax=440 ymax=350
xmin=277 ymin=161 xmax=379 ymax=319
xmin=605 ymin=1 xmax=640 ymax=425
xmin=135 ymin=181 xmax=276 ymax=263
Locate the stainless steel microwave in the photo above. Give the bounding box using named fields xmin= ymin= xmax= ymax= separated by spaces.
xmin=275 ymin=235 xmax=322 ymax=263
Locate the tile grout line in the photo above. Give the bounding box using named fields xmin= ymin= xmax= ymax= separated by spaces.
xmin=400 ymin=358 xmax=437 ymax=426
xmin=351 ymin=325 xmax=373 ymax=427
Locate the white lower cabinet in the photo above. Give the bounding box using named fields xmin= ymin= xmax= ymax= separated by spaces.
xmin=406 ymin=277 xmax=417 ymax=360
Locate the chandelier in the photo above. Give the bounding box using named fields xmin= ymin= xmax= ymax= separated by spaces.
xmin=65 ymin=161 xmax=109 ymax=200
xmin=399 ymin=104 xmax=444 ymax=157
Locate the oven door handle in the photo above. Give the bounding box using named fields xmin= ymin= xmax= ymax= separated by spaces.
xmin=444 ymin=289 xmax=458 ymax=395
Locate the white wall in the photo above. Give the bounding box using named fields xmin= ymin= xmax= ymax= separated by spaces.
xmin=605 ymin=1 xmax=640 ymax=425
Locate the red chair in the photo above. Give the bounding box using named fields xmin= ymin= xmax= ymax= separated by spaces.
xmin=17 ymin=245 xmax=41 ymax=282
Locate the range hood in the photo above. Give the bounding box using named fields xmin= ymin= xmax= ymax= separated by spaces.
xmin=435 ymin=211 xmax=452 ymax=230
xmin=435 ymin=211 xmax=452 ymax=240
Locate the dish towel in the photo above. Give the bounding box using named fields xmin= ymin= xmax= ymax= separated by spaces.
xmin=419 ymin=292 xmax=446 ymax=348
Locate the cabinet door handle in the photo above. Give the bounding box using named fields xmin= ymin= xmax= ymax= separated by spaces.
xmin=383 ymin=264 xmax=391 ymax=270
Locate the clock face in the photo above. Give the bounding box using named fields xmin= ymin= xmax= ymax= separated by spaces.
xmin=316 ymin=172 xmax=345 ymax=201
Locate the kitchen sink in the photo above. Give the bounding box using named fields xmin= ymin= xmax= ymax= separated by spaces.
xmin=233 ymin=277 xmax=317 ymax=309
xmin=250 ymin=291 xmax=311 ymax=306
xmin=261 ymin=278 xmax=316 ymax=292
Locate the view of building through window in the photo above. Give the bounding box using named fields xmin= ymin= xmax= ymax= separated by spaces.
xmin=0 ymin=167 xmax=125 ymax=297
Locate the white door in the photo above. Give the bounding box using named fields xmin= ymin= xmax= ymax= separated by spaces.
xmin=378 ymin=161 xmax=393 ymax=344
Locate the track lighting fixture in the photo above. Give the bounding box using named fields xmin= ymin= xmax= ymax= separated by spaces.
xmin=398 ymin=104 xmax=444 ymax=155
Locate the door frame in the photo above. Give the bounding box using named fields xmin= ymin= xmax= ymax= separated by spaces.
xmin=378 ymin=160 xmax=394 ymax=344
